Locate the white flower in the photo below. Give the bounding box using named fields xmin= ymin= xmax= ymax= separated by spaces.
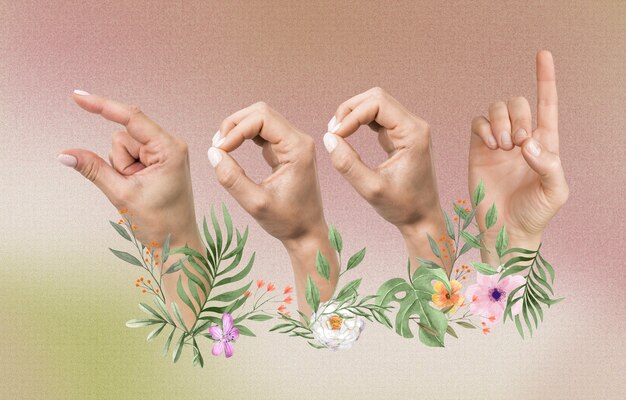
xmin=310 ymin=300 xmax=365 ymax=351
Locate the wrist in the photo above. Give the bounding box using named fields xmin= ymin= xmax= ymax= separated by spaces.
xmin=481 ymin=228 xmax=542 ymax=266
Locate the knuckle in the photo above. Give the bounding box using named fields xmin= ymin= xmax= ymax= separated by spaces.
xmin=247 ymin=195 xmax=269 ymax=216
xmin=364 ymin=180 xmax=385 ymax=200
xmin=334 ymin=151 xmax=357 ymax=175
xmin=111 ymin=131 xmax=125 ymax=145
xmin=127 ymin=104 xmax=143 ymax=117
xmin=369 ymin=86 xmax=386 ymax=99
xmin=509 ymin=96 xmax=529 ymax=106
xmin=253 ymin=101 xmax=271 ymax=114
xmin=217 ymin=168 xmax=241 ymax=189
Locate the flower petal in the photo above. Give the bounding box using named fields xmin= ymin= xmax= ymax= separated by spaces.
xmin=477 ymin=272 xmax=497 ymax=287
xmin=211 ymin=341 xmax=224 ymax=356
xmin=450 ymin=279 xmax=463 ymax=294
xmin=228 ymin=326 xmax=240 ymax=341
xmin=224 ymin=341 xmax=234 ymax=358
xmin=222 ymin=313 xmax=234 ymax=333
xmin=209 ymin=326 xmax=223 ymax=340
xmin=433 ymin=281 xmax=447 ymax=294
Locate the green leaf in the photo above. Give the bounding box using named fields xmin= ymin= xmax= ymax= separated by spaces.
xmin=181 ymin=260 xmax=208 ymax=296
xmin=161 ymin=233 xmax=171 ymax=264
xmin=375 ymin=271 xmax=447 ymax=347
xmin=496 ymin=225 xmax=508 ymax=258
xmin=163 ymin=257 xmax=186 ymax=275
xmin=307 ymin=341 xmax=325 ymax=349
xmin=472 ymin=180 xmax=485 ymax=206
xmin=502 ymin=247 xmax=537 ymax=256
xmin=125 ymin=319 xmax=162 ymax=328
xmin=499 ymin=264 xmax=530 ymax=281
xmin=153 ymin=297 xmax=174 ymax=325
xmin=443 ymin=211 xmax=455 ymax=239
xmin=446 ymin=325 xmax=459 ymax=338
xmin=458 ymin=242 xmax=473 ymax=257
xmin=346 ymin=248 xmax=366 ymax=271
xmin=427 ymin=234 xmax=441 ymax=258
xmin=455 ymin=321 xmax=476 ymax=329
xmin=502 ymin=255 xmax=535 ymax=271
xmin=225 ymin=296 xmax=248 ymax=315
xmin=139 ymin=302 xmax=164 ymax=320
xmin=460 ymin=230 xmax=481 ymax=249
xmin=214 ymin=252 xmax=255 ymax=287
xmin=463 ymin=207 xmax=477 ymax=230
xmin=423 ymin=266 xmax=451 ymax=293
xmin=315 ymin=250 xmax=331 ymax=280
xmin=470 ymin=262 xmax=498 ymax=275
xmin=522 ymin=302 xmax=533 ymax=337
xmin=210 ymin=281 xmax=252 ymax=303
xmin=186 ymin=256 xmax=211 ymax=291
xmin=336 ymin=278 xmax=362 ymax=302
xmin=328 ymin=225 xmax=343 ymax=253
xmin=109 ymin=248 xmax=143 ymax=266
xmin=248 ymin=314 xmax=273 ymax=322
xmin=211 ymin=206 xmax=223 ymax=256
xmin=222 ymin=203 xmax=234 ymax=252
xmin=147 ymin=324 xmax=166 ymax=342
xmin=192 ymin=338 xmax=204 ymax=368
xmin=235 ymin=324 xmax=256 ymax=337
xmin=110 ymin=221 xmax=131 ymax=241
xmin=453 ymin=203 xmax=469 ymax=219
xmin=223 ymin=226 xmax=249 ymax=260
xmin=162 ymin=327 xmax=176 ymax=357
xmin=538 ymin=253 xmax=555 ymax=284
xmin=218 ymin=247 xmax=243 ymax=277
xmin=202 ymin=216 xmax=217 ymax=260
xmin=485 ymin=203 xmax=498 ymax=229
xmin=269 ymin=323 xmax=293 ymax=332
xmin=305 ymin=276 xmax=320 ymax=312
xmin=415 ymin=257 xmax=442 ymax=269
xmin=176 ymin=276 xmax=196 ymax=314
xmin=172 ymin=332 xmax=185 ymax=363
xmin=188 ymin=278 xmax=202 ymax=309
xmin=170 ymin=246 xmax=210 ymax=272
xmin=171 ymin=302 xmax=187 ymax=332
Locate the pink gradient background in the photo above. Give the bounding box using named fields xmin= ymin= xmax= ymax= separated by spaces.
xmin=0 ymin=1 xmax=624 ymax=399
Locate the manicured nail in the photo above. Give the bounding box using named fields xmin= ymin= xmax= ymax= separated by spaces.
xmin=73 ymin=89 xmax=90 ymax=96
xmin=514 ymin=128 xmax=528 ymax=143
xmin=487 ymin=136 xmax=497 ymax=148
xmin=323 ymin=132 xmax=338 ymax=152
xmin=57 ymin=153 xmax=77 ymax=168
xmin=208 ymin=147 xmax=222 ymax=167
xmin=526 ymin=138 xmax=541 ymax=157
xmin=328 ymin=116 xmax=337 ymax=131
xmin=329 ymin=122 xmax=342 ymax=134
xmin=212 ymin=131 xmax=222 ymax=147
xmin=501 ymin=131 xmax=512 ymax=147
xmin=214 ymin=136 xmax=226 ymax=148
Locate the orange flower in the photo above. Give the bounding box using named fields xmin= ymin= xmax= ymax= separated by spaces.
xmin=267 ymin=282 xmax=275 ymax=291
xmin=284 ymin=296 xmax=293 ymax=304
xmin=482 ymin=327 xmax=491 ymax=335
xmin=431 ymin=280 xmax=465 ymax=313
xmin=256 ymin=280 xmax=265 ymax=288
xmin=283 ymin=286 xmax=293 ymax=294
xmin=278 ymin=304 xmax=287 ymax=313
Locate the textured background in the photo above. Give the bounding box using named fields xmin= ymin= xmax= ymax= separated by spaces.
xmin=1 ymin=1 xmax=624 ymax=399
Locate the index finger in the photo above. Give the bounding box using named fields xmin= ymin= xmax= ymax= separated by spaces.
xmin=536 ymin=50 xmax=558 ymax=132
xmin=72 ymin=90 xmax=164 ymax=144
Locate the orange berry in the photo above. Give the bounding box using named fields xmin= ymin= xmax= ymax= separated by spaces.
xmin=455 ymin=269 xmax=459 ymax=273
xmin=444 ymin=255 xmax=449 ymax=259
xmin=142 ymin=289 xmax=146 ymax=293
xmin=453 ymin=217 xmax=458 ymax=221
xmin=155 ymin=261 xmax=159 ymax=265
xmin=145 ymin=258 xmax=149 ymax=262
xmin=155 ymin=254 xmax=159 ymax=258
xmin=462 ymin=276 xmax=466 ymax=280
xmin=132 ymin=225 xmax=138 ymax=230
xmin=155 ymin=289 xmax=159 ymax=293
xmin=457 ymin=200 xmax=462 ymax=203
xmin=140 ymin=278 xmax=144 ymax=282
xmin=135 ymin=283 xmax=139 ymax=287
xmin=465 ymin=208 xmax=470 ymax=212
xmin=147 ymin=279 xmax=151 ymax=284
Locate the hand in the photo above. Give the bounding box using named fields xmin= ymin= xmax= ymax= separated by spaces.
xmin=468 ymin=51 xmax=569 ymax=264
xmin=58 ymin=90 xmax=205 ymax=327
xmin=323 ymin=87 xmax=449 ymax=272
xmin=207 ymin=102 xmax=338 ymax=315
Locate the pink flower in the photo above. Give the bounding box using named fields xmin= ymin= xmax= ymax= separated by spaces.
xmin=465 ymin=273 xmax=525 ymax=326
xmin=209 ymin=313 xmax=239 ymax=358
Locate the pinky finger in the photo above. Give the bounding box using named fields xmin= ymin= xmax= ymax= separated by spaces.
xmin=471 ymin=116 xmax=498 ymax=150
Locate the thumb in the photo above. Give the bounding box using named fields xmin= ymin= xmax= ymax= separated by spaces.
xmin=208 ymin=147 xmax=268 ymax=215
xmin=323 ymin=133 xmax=385 ymax=201
xmin=57 ymin=149 xmax=126 ymax=201
xmin=521 ymin=138 xmax=569 ymax=205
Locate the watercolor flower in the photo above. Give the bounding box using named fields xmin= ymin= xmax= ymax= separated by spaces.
xmin=465 ymin=273 xmax=526 ymax=327
xmin=209 ymin=313 xmax=240 ymax=358
xmin=431 ymin=279 xmax=465 ymax=313
xmin=283 ymin=286 xmax=293 ymax=294
xmin=310 ymin=300 xmax=365 ymax=351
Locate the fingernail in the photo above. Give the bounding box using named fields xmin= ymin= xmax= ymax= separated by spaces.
xmin=212 ymin=130 xmax=222 ymax=147
xmin=501 ymin=131 xmax=512 ymax=147
xmin=514 ymin=128 xmax=528 ymax=142
xmin=323 ymin=132 xmax=338 ymax=153
xmin=329 ymin=122 xmax=342 ymax=134
xmin=526 ymin=138 xmax=541 ymax=157
xmin=214 ymin=136 xmax=226 ymax=148
xmin=207 ymin=147 xmax=222 ymax=167
xmin=57 ymin=153 xmax=77 ymax=168
xmin=487 ymin=136 xmax=497 ymax=148
xmin=327 ymin=116 xmax=337 ymax=131
xmin=73 ymin=89 xmax=90 ymax=96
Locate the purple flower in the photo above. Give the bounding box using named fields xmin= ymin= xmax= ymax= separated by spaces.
xmin=209 ymin=313 xmax=239 ymax=358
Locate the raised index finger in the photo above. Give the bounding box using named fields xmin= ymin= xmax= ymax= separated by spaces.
xmin=72 ymin=90 xmax=164 ymax=144
xmin=536 ymin=50 xmax=558 ymax=133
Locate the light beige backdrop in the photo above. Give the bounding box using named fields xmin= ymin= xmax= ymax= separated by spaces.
xmin=1 ymin=1 xmax=624 ymax=399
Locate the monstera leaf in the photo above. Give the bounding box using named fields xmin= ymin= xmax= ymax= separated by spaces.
xmin=376 ymin=266 xmax=448 ymax=347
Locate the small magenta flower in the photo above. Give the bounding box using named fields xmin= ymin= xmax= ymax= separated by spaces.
xmin=209 ymin=313 xmax=239 ymax=358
